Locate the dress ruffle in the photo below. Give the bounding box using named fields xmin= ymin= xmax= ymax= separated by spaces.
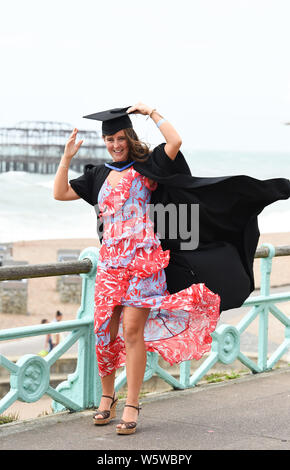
xmin=94 ymin=166 xmax=220 ymax=377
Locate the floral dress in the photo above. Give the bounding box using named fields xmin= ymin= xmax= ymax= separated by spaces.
xmin=94 ymin=166 xmax=220 ymax=377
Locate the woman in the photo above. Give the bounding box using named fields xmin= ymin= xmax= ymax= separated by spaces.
xmin=53 ymin=103 xmax=290 ymax=434
xmin=53 ymin=102 xmax=222 ymax=434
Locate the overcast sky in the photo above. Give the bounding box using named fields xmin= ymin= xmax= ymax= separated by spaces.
xmin=2 ymin=0 xmax=290 ymax=152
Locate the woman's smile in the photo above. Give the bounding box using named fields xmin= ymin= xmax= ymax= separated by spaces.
xmin=113 ymin=149 xmax=125 ymax=157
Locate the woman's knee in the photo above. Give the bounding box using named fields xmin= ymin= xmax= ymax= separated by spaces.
xmin=123 ymin=307 xmax=149 ymax=346
xmin=123 ymin=319 xmax=144 ymax=346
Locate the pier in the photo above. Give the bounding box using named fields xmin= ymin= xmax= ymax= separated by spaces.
xmin=0 ymin=121 xmax=107 ymax=174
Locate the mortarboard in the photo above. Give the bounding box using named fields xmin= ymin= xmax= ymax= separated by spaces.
xmin=83 ymin=107 xmax=133 ymax=135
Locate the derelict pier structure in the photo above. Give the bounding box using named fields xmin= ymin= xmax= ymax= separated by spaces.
xmin=0 ymin=121 xmax=107 ymax=174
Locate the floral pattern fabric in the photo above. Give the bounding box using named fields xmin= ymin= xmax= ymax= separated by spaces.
xmin=94 ymin=166 xmax=220 ymax=377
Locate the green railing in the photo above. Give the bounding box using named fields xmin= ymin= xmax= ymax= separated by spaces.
xmin=116 ymin=243 xmax=290 ymax=390
xmin=0 ymin=247 xmax=101 ymax=415
xmin=0 ymin=243 xmax=289 ymax=416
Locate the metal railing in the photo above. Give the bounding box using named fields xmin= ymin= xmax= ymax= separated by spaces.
xmin=0 ymin=247 xmax=101 ymax=415
xmin=0 ymin=243 xmax=289 ymax=416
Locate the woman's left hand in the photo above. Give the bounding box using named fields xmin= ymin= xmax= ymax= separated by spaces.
xmin=127 ymin=102 xmax=154 ymax=116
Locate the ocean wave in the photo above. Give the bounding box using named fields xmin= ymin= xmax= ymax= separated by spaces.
xmin=0 ymin=169 xmax=289 ymax=243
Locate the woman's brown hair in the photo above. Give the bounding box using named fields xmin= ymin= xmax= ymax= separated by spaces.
xmin=119 ymin=128 xmax=151 ymax=162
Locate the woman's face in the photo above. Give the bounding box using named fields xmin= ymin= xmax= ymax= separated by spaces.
xmin=103 ymin=130 xmax=129 ymax=161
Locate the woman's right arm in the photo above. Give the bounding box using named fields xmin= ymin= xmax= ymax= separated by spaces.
xmin=53 ymin=128 xmax=83 ymax=201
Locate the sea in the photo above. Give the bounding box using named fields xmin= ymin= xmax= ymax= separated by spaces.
xmin=0 ymin=149 xmax=289 ymax=243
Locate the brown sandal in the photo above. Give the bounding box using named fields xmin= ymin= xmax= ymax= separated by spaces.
xmin=116 ymin=404 xmax=142 ymax=435
xmin=93 ymin=393 xmax=118 ymax=425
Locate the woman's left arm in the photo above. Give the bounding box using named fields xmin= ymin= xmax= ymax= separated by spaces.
xmin=127 ymin=102 xmax=182 ymax=160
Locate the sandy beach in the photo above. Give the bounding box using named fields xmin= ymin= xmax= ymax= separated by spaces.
xmin=0 ymin=238 xmax=100 ymax=329
xmin=0 ymin=233 xmax=289 ymax=330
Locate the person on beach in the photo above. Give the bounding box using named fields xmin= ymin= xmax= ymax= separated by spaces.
xmin=53 ymin=102 xmax=290 ymax=435
xmin=51 ymin=310 xmax=63 ymax=348
xmin=41 ymin=319 xmax=53 ymax=354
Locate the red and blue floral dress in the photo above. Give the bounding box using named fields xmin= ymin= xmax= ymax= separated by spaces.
xmin=94 ymin=166 xmax=220 ymax=377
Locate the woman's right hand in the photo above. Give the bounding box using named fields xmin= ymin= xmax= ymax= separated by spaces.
xmin=63 ymin=128 xmax=83 ymax=160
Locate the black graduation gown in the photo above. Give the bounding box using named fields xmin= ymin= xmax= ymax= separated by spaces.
xmin=69 ymin=143 xmax=290 ymax=313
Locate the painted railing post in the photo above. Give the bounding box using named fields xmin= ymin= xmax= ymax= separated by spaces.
xmin=258 ymin=243 xmax=275 ymax=371
xmin=180 ymin=361 xmax=191 ymax=387
xmin=52 ymin=247 xmax=101 ymax=412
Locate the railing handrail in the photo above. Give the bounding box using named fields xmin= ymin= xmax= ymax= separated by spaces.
xmin=0 ymin=318 xmax=92 ymax=341
xmin=0 ymin=258 xmax=92 ymax=281
xmin=0 ymin=244 xmax=290 ymax=281
xmin=256 ymin=245 xmax=290 ymax=258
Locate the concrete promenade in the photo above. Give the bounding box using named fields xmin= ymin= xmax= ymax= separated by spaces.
xmin=0 ymin=367 xmax=290 ymax=451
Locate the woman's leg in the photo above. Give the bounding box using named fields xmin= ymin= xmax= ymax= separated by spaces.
xmin=95 ymin=305 xmax=122 ymax=418
xmin=116 ymin=305 xmax=150 ymax=429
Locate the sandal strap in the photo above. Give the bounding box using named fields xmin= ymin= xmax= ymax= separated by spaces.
xmin=124 ymin=404 xmax=142 ymax=413
xmin=94 ymin=409 xmax=110 ymax=419
xmin=101 ymin=393 xmax=118 ymax=407
xmin=94 ymin=393 xmax=118 ymax=419
xmin=118 ymin=419 xmax=137 ymax=429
